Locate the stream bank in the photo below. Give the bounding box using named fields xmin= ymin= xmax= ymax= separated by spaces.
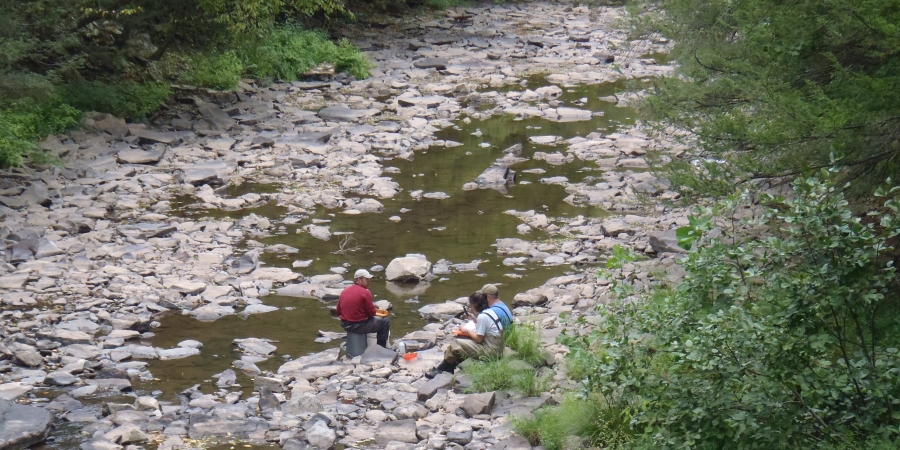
xmin=0 ymin=1 xmax=689 ymax=449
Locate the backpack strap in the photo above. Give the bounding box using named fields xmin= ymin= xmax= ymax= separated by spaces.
xmin=481 ymin=309 xmax=503 ymax=333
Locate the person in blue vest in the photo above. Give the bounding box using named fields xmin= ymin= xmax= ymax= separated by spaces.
xmin=426 ymin=292 xmax=504 ymax=379
xmin=480 ymin=284 xmax=513 ymax=328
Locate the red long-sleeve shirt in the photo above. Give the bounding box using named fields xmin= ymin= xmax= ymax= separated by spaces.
xmin=336 ymin=284 xmax=375 ymax=322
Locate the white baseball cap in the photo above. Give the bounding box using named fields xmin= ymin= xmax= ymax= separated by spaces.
xmin=354 ymin=269 xmax=374 ymax=279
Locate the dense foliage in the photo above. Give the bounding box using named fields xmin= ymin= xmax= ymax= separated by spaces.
xmin=0 ymin=0 xmax=372 ymax=166
xmin=635 ymin=0 xmax=900 ymax=197
xmin=528 ymin=177 xmax=900 ymax=449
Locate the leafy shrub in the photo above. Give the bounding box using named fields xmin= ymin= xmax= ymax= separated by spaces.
xmin=60 ymin=81 xmax=171 ymax=121
xmin=513 ymin=395 xmax=634 ymax=450
xmin=237 ymin=25 xmax=372 ymax=81
xmin=187 ymin=51 xmax=245 ymax=90
xmin=563 ymin=175 xmax=900 ymax=448
xmin=0 ymin=99 xmax=79 ymax=166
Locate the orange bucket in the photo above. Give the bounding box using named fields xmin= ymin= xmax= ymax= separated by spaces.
xmin=402 ymin=352 xmax=418 ymax=361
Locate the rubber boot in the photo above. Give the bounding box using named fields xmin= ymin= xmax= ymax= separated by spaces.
xmin=425 ymin=360 xmax=454 ymax=379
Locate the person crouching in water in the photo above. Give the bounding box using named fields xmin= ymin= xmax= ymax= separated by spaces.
xmin=426 ymin=292 xmax=504 ymax=379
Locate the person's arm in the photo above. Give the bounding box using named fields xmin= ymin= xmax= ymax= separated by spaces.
xmin=364 ymin=289 xmax=377 ymax=317
xmin=468 ymin=329 xmax=485 ymax=344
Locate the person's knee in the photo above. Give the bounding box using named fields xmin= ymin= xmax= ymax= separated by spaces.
xmin=380 ymin=316 xmax=390 ymax=329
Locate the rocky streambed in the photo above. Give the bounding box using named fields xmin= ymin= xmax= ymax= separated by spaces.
xmin=0 ymin=1 xmax=691 ymax=449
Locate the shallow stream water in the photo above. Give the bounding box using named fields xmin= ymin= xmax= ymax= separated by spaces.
xmin=37 ymin=78 xmax=642 ymax=449
xmin=149 ymin=79 xmax=639 ymax=393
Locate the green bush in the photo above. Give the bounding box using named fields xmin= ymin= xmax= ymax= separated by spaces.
xmin=59 ymin=81 xmax=171 ymax=121
xmin=237 ymin=25 xmax=372 ymax=81
xmin=0 ymin=99 xmax=79 ymax=166
xmin=187 ymin=51 xmax=245 ymax=90
xmin=562 ymin=175 xmax=900 ymax=448
xmin=513 ymin=395 xmax=634 ymax=450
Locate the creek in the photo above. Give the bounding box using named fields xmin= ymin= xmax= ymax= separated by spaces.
xmin=35 ymin=78 xmax=642 ymax=450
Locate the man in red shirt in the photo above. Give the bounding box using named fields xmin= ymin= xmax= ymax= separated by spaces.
xmin=336 ymin=269 xmax=390 ymax=348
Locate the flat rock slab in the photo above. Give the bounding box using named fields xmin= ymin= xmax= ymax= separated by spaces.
xmin=417 ymin=372 xmax=454 ymax=401
xmin=376 ymin=419 xmax=418 ymax=445
xmin=359 ymin=345 xmax=398 ymax=366
xmin=397 ymin=96 xmax=445 ymax=108
xmin=0 ymin=383 xmax=31 ymax=401
xmin=130 ymin=129 xmax=181 ymax=145
xmin=318 ymin=105 xmax=365 ymax=122
xmin=0 ymin=274 xmax=29 ymax=289
xmin=0 ymin=399 xmax=52 ymax=448
xmin=117 ymin=148 xmax=166 ymax=164
xmin=462 ymin=391 xmax=496 ymax=417
xmin=412 ymin=58 xmax=448 ymax=70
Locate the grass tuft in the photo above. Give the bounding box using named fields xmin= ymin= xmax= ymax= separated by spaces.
xmin=504 ymin=323 xmax=546 ymax=366
xmin=512 ymin=395 xmax=634 ymax=450
xmin=460 ymin=357 xmax=550 ymax=396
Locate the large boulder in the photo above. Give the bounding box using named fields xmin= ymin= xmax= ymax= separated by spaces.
xmin=418 ymin=302 xmax=465 ymax=321
xmin=648 ymin=229 xmax=687 ymax=254
xmin=385 ymin=254 xmax=432 ymax=282
xmin=0 ymin=399 xmax=52 ymax=448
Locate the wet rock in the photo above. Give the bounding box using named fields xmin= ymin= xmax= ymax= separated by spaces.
xmin=0 ymin=399 xmax=52 ymax=448
xmin=79 ymin=439 xmax=122 ymax=450
xmin=474 ymin=165 xmax=512 ymax=189
xmin=306 ymin=225 xmax=332 ymax=241
xmin=376 ymin=419 xmax=418 ymax=445
xmin=386 ymin=254 xmax=432 ymax=282
xmin=307 ymin=420 xmax=335 ymax=449
xmin=45 ymin=394 xmax=82 ymax=412
xmin=418 ymin=302 xmax=464 ymax=321
xmin=461 ymin=392 xmax=495 ymax=417
xmin=649 ymin=229 xmax=686 ymax=254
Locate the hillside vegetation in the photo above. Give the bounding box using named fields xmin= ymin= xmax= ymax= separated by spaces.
xmin=0 ymin=0 xmax=375 ymax=166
